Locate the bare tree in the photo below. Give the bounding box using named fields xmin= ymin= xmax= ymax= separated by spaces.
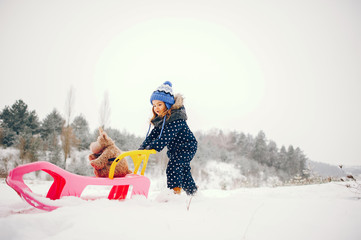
xmin=61 ymin=124 xmax=78 ymax=167
xmin=64 ymin=86 xmax=75 ymax=127
xmin=99 ymin=91 xmax=111 ymax=129
xmin=61 ymin=87 xmax=78 ymax=167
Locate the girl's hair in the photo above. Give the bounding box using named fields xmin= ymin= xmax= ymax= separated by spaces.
xmin=150 ymin=106 xmax=172 ymax=124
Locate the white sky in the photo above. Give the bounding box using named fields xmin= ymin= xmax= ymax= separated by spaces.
xmin=0 ymin=0 xmax=360 ymax=166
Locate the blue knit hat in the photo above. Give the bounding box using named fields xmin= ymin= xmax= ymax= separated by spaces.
xmin=150 ymin=81 xmax=175 ymax=109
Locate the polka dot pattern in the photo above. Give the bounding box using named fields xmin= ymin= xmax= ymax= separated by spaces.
xmin=140 ymin=119 xmax=198 ymax=195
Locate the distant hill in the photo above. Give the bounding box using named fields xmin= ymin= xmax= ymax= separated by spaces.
xmin=308 ymin=160 xmax=361 ymax=178
xmin=343 ymin=166 xmax=361 ymax=177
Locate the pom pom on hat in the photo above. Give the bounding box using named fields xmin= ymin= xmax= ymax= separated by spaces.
xmin=150 ymin=81 xmax=175 ymax=109
xmin=163 ymin=81 xmax=172 ymax=87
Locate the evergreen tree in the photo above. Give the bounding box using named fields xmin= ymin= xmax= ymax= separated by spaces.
xmin=71 ymin=115 xmax=91 ymax=150
xmin=0 ymin=127 xmax=3 ymax=146
xmin=278 ymin=146 xmax=288 ymax=170
xmin=295 ymin=147 xmax=308 ymax=177
xmin=41 ymin=109 xmax=64 ymax=140
xmin=286 ymin=145 xmax=297 ymax=176
xmin=235 ymin=132 xmax=254 ymax=159
xmin=26 ymin=111 xmax=40 ymax=134
xmin=0 ymin=126 xmax=16 ymax=147
xmin=251 ymin=130 xmax=268 ymax=165
xmin=0 ymin=100 xmax=40 ymax=146
xmin=267 ymin=140 xmax=278 ymax=167
xmin=40 ymin=109 xmax=64 ymax=165
xmin=47 ymin=133 xmax=63 ymax=166
xmin=0 ymin=100 xmax=39 ymax=134
xmin=0 ymin=100 xmax=41 ymax=162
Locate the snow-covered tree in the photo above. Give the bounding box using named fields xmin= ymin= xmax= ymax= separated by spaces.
xmin=71 ymin=115 xmax=91 ymax=150
xmin=0 ymin=99 xmax=40 ymax=146
xmin=234 ymin=132 xmax=254 ymax=159
xmin=46 ymin=133 xmax=63 ymax=166
xmin=0 ymin=100 xmax=41 ymax=162
xmin=39 ymin=109 xmax=64 ymax=166
xmin=278 ymin=145 xmax=288 ymax=174
xmin=267 ymin=140 xmax=279 ymax=167
xmin=41 ymin=109 xmax=64 ymax=140
xmin=294 ymin=147 xmax=308 ymax=177
xmin=251 ymin=130 xmax=268 ymax=165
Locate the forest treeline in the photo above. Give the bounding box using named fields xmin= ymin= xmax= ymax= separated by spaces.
xmin=0 ymin=99 xmax=310 ymax=187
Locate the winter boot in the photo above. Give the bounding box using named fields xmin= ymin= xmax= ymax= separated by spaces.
xmin=173 ymin=187 xmax=181 ymax=195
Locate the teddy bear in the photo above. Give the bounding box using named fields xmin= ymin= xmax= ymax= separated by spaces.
xmin=88 ymin=127 xmax=132 ymax=178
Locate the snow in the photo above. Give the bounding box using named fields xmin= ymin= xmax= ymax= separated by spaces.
xmin=0 ymin=179 xmax=360 ymax=240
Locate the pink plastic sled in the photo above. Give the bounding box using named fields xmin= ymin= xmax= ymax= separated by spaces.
xmin=6 ymin=150 xmax=156 ymax=211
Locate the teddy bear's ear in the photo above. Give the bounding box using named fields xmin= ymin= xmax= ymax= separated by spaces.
xmin=98 ymin=127 xmax=104 ymax=135
xmin=102 ymin=131 xmax=109 ymax=140
xmin=98 ymin=127 xmax=108 ymax=141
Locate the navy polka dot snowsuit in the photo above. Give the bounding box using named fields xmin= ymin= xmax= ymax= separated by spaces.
xmin=140 ymin=106 xmax=198 ymax=195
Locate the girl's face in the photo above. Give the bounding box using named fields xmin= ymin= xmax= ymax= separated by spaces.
xmin=152 ymin=100 xmax=167 ymax=115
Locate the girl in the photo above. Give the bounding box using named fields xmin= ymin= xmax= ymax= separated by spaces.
xmin=139 ymin=81 xmax=198 ymax=195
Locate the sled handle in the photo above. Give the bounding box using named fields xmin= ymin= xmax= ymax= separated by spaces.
xmin=108 ymin=149 xmax=156 ymax=179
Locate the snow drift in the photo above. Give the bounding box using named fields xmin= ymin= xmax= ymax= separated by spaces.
xmin=1 ymin=179 xmax=360 ymax=240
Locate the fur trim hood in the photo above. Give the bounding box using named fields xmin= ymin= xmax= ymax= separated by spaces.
xmin=151 ymin=94 xmax=187 ymax=127
xmin=170 ymin=94 xmax=184 ymax=110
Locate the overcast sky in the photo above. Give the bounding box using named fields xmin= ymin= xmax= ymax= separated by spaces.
xmin=1 ymin=0 xmax=360 ymax=166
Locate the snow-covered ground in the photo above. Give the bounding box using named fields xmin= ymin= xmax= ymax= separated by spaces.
xmin=0 ymin=179 xmax=360 ymax=240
